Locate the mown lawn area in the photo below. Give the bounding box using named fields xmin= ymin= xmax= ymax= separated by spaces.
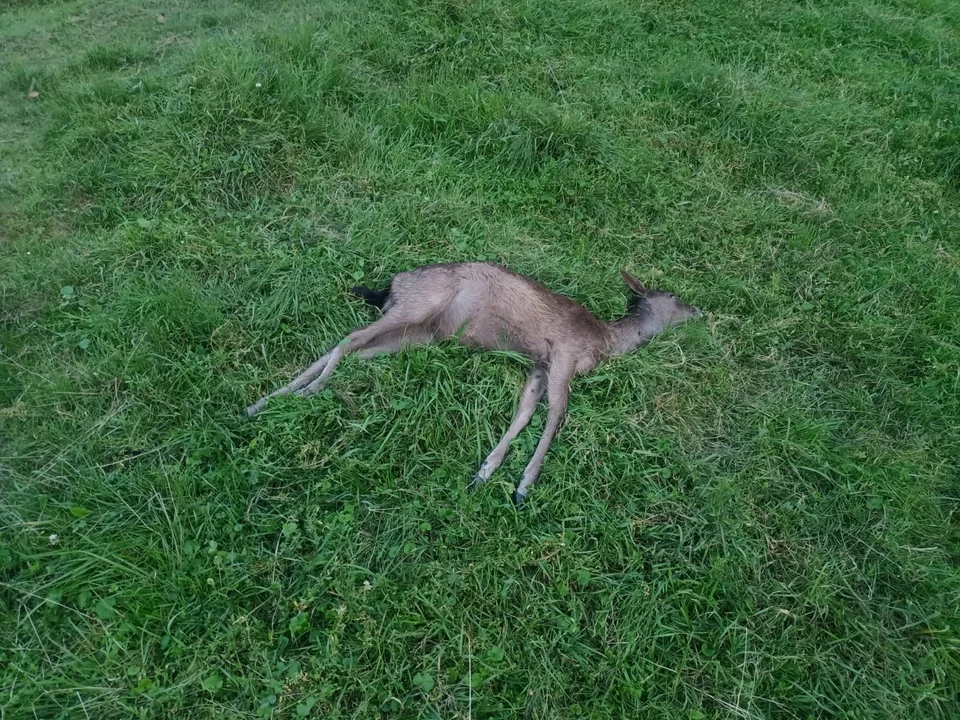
xmin=1 ymin=0 xmax=958 ymax=717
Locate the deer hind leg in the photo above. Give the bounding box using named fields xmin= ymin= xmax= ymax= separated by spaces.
xmin=355 ymin=325 xmax=433 ymax=360
xmin=471 ymin=364 xmax=547 ymax=488
xmin=512 ymin=366 xmax=572 ymax=506
xmin=245 ymin=348 xmax=339 ymax=416
xmin=294 ymin=317 xmax=432 ymax=397
xmin=246 ymin=316 xmax=422 ymax=415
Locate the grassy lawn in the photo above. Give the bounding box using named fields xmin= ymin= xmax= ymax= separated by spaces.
xmin=2 ymin=0 xmax=959 ymax=717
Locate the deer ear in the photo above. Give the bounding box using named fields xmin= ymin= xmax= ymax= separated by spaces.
xmin=620 ymin=270 xmax=646 ymax=295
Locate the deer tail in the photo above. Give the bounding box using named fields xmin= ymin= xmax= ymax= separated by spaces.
xmin=350 ymin=283 xmax=391 ymax=310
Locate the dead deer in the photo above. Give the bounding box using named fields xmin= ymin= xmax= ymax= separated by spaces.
xmin=246 ymin=262 xmax=702 ymax=505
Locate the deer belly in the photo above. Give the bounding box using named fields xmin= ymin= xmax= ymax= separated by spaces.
xmin=454 ymin=316 xmax=545 ymax=359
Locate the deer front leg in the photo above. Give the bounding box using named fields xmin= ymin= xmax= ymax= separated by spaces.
xmin=471 ymin=364 xmax=547 ymax=489
xmin=513 ymin=368 xmax=572 ymax=507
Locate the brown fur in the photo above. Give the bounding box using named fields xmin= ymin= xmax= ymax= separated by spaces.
xmin=246 ymin=262 xmax=702 ymax=505
xmin=384 ymin=263 xmax=608 ymax=368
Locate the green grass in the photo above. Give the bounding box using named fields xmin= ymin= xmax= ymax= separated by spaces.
xmin=1 ymin=0 xmax=958 ymax=717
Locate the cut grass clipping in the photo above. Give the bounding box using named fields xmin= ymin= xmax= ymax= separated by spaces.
xmin=1 ymin=0 xmax=958 ymax=718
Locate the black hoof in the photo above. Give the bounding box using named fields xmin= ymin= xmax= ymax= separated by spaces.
xmin=512 ymin=491 xmax=526 ymax=509
xmin=469 ymin=475 xmax=485 ymax=491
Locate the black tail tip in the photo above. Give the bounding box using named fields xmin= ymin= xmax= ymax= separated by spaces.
xmin=350 ymin=284 xmax=390 ymax=309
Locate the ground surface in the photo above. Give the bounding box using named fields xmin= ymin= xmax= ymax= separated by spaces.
xmin=1 ymin=0 xmax=959 ymax=718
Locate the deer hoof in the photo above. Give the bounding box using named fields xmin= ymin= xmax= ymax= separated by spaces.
xmin=469 ymin=474 xmax=485 ymax=491
xmin=512 ymin=490 xmax=527 ymax=509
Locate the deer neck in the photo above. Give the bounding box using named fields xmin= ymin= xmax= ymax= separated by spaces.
xmin=605 ymin=313 xmax=660 ymax=357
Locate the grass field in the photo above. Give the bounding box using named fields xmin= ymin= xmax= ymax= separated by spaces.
xmin=2 ymin=0 xmax=959 ymax=717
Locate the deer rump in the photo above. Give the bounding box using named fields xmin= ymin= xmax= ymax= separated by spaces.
xmin=246 ymin=262 xmax=702 ymax=505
